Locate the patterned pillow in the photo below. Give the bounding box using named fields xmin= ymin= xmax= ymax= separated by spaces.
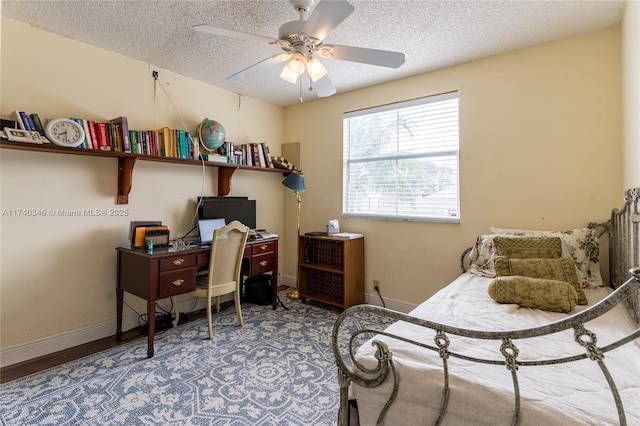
xmin=494 ymin=256 xmax=587 ymax=305
xmin=493 ymin=236 xmax=562 ymax=259
xmin=488 ymin=276 xmax=578 ymax=313
xmin=491 ymin=227 xmax=604 ymax=288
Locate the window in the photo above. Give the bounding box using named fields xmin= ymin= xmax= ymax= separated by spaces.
xmin=342 ymin=91 xmax=460 ymax=222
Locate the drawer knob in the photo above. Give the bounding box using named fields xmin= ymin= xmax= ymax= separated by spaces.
xmin=260 ymin=245 xmax=267 ymax=250
xmin=172 ymin=279 xmax=184 ymax=287
xmin=260 ymin=260 xmax=268 ymax=267
xmin=172 ymin=258 xmax=185 ymax=266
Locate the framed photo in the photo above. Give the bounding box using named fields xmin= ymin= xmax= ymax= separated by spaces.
xmin=3 ymin=127 xmax=49 ymax=144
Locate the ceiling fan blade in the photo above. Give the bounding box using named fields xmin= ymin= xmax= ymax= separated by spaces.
xmin=301 ymin=0 xmax=354 ymax=42
xmin=329 ymin=44 xmax=405 ymax=68
xmin=314 ymin=75 xmax=336 ymax=98
xmin=194 ymin=25 xmax=278 ymax=45
xmin=228 ymin=53 xmax=290 ymax=82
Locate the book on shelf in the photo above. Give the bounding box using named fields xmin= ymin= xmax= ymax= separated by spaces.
xmin=81 ymin=119 xmax=97 ymax=149
xmin=257 ymin=143 xmax=267 ymax=167
xmin=25 ymin=115 xmax=37 ymax=133
xmin=13 ymin=111 xmax=26 ymax=130
xmin=330 ymin=232 xmax=364 ymax=239
xmin=87 ymin=121 xmax=99 ymax=150
xmin=129 ymin=130 xmax=138 ymax=154
xmin=30 ymin=114 xmax=45 ymax=136
xmin=70 ymin=118 xmax=88 ymax=148
xmin=109 ymin=116 xmax=131 ymax=153
xmin=262 ymin=143 xmax=274 ymax=168
xmin=95 ymin=122 xmax=111 ymax=151
xmin=207 ymin=154 xmax=228 ymax=163
xmin=157 ymin=127 xmax=171 ymax=157
xmin=19 ymin=112 xmax=32 ymax=131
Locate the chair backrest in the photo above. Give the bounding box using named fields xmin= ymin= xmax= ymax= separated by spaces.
xmin=208 ymin=220 xmax=249 ymax=289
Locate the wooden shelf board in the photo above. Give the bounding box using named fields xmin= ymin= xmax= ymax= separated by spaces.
xmin=1 ymin=139 xmax=289 ymax=203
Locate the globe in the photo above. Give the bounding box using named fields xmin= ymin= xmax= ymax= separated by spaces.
xmin=198 ymin=119 xmax=226 ymax=152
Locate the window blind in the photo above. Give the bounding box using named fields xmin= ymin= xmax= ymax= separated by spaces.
xmin=342 ymin=91 xmax=460 ymax=222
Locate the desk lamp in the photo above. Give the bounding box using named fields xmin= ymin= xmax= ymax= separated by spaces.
xmin=282 ymin=171 xmax=306 ymax=300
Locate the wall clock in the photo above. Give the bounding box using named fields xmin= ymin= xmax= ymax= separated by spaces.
xmin=45 ymin=118 xmax=85 ymax=147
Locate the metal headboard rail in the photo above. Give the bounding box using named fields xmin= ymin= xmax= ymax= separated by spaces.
xmin=332 ymin=188 xmax=640 ymax=426
xmin=609 ymin=187 xmax=640 ymax=324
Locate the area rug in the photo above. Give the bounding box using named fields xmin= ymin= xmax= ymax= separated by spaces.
xmin=0 ymin=295 xmax=348 ymax=425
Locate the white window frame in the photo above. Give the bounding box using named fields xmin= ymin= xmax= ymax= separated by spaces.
xmin=342 ymin=91 xmax=460 ymax=223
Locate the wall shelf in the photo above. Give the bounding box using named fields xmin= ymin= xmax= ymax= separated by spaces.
xmin=0 ymin=140 xmax=289 ymax=204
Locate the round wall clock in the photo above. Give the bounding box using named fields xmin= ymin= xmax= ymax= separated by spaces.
xmin=45 ymin=118 xmax=86 ymax=147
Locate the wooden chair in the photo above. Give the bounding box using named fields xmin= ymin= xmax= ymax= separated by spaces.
xmin=172 ymin=220 xmax=249 ymax=339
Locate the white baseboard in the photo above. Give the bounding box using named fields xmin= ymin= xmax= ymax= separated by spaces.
xmin=0 ymin=312 xmax=139 ymax=368
xmin=0 ymin=295 xmax=215 ymax=368
xmin=366 ymin=292 xmax=416 ymax=313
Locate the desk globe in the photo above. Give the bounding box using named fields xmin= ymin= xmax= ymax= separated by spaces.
xmin=198 ymin=119 xmax=226 ymax=153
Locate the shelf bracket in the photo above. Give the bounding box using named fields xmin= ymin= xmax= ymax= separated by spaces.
xmin=218 ymin=167 xmax=236 ymax=196
xmin=117 ymin=157 xmax=137 ymax=204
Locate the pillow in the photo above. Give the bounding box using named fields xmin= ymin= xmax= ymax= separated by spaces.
xmin=467 ymin=235 xmax=561 ymax=278
xmin=488 ymin=276 xmax=578 ymax=313
xmin=468 ymin=234 xmax=502 ymax=278
xmin=494 ymin=256 xmax=587 ymax=305
xmin=491 ymin=227 xmax=604 ymax=288
xmin=493 ymin=236 xmax=562 ymax=259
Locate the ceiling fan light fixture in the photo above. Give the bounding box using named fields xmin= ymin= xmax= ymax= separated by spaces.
xmin=286 ymin=51 xmax=307 ymax=75
xmin=306 ymin=56 xmax=327 ymax=82
xmin=280 ymin=66 xmax=299 ymax=83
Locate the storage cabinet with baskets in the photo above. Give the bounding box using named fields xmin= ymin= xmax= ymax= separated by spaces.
xmin=297 ymin=234 xmax=364 ymax=309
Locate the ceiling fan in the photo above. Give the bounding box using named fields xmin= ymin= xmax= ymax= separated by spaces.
xmin=194 ymin=0 xmax=405 ymax=99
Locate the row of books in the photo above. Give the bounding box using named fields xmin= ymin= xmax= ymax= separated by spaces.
xmin=12 ymin=111 xmax=198 ymax=159
xmin=218 ymin=142 xmax=275 ymax=168
xmin=9 ymin=111 xmax=282 ymax=167
xmin=13 ymin=111 xmax=45 ymax=135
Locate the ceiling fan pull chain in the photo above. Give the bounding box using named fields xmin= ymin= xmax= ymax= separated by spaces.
xmin=299 ymin=77 xmax=304 ymax=103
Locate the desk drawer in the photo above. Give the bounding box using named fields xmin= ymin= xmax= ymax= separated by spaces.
xmin=251 ymin=253 xmax=275 ymax=275
xmin=159 ymin=255 xmax=196 ymax=272
xmin=252 ymin=241 xmax=274 ymax=255
xmin=159 ymin=269 xmax=196 ymax=298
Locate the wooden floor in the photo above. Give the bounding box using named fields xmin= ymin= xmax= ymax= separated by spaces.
xmin=1 ymin=287 xmax=289 ymax=384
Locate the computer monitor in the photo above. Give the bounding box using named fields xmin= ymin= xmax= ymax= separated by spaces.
xmin=197 ymin=196 xmax=257 ymax=230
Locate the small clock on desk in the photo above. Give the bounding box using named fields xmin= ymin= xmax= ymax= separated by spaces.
xmin=45 ymin=118 xmax=85 ymax=147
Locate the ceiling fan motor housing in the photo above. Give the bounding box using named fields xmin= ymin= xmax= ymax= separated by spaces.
xmin=278 ymin=20 xmax=318 ymax=56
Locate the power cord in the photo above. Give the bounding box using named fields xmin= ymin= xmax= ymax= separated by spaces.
xmin=374 ymin=286 xmax=386 ymax=308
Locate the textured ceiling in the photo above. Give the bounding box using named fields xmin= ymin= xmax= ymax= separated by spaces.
xmin=2 ymin=0 xmax=625 ymax=107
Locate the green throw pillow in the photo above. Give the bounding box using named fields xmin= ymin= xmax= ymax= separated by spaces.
xmin=493 ymin=236 xmax=563 ymax=259
xmin=494 ymin=256 xmax=587 ymax=305
xmin=488 ymin=276 xmax=578 ymax=313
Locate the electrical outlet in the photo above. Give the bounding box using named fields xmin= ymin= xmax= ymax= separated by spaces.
xmin=373 ymin=280 xmax=381 ymax=292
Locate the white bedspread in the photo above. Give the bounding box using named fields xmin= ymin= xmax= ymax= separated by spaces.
xmin=352 ymin=273 xmax=640 ymax=425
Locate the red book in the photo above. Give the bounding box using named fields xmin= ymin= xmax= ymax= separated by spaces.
xmin=95 ymin=123 xmax=111 ymax=151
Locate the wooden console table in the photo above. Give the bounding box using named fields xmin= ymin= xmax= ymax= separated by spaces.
xmin=116 ymin=237 xmax=278 ymax=358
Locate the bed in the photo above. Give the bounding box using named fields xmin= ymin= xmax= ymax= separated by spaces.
xmin=332 ymin=188 xmax=640 ymax=425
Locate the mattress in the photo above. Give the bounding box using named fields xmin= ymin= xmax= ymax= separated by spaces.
xmin=352 ymin=273 xmax=640 ymax=425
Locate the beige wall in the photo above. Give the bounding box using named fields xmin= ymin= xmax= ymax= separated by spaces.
xmin=622 ymin=0 xmax=640 ymax=189
xmin=0 ymin=18 xmax=286 ymax=351
xmin=284 ymin=27 xmax=623 ymax=305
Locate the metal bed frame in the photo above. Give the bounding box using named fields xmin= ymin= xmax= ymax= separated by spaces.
xmin=332 ymin=188 xmax=640 ymax=426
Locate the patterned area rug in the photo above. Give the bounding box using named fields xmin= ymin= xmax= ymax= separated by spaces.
xmin=0 ymin=295 xmax=345 ymax=425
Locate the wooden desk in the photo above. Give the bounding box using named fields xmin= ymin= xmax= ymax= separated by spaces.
xmin=116 ymin=237 xmax=278 ymax=358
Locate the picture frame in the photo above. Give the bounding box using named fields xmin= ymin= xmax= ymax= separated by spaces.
xmin=3 ymin=127 xmax=50 ymax=144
